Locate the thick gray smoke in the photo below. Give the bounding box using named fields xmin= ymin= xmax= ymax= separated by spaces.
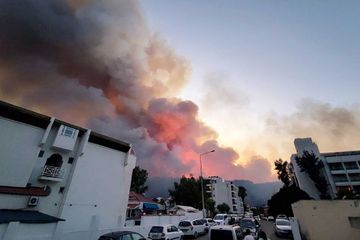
xmin=0 ymin=0 xmax=255 ymax=180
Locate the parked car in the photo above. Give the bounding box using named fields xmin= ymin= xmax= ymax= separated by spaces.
xmin=178 ymin=219 xmax=206 ymax=238
xmin=274 ymin=219 xmax=292 ymax=237
xmin=98 ymin=231 xmax=146 ymax=240
xmin=209 ymin=225 xmax=242 ymax=240
xmin=200 ymin=218 xmax=217 ymax=232
xmin=239 ymin=218 xmax=259 ymax=239
xmin=213 ymin=213 xmax=228 ymax=225
xmin=267 ymin=216 xmax=275 ymax=221
xmin=148 ymin=225 xmax=183 ymax=240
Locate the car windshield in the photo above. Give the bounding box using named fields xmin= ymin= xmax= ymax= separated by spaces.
xmin=179 ymin=221 xmax=191 ymax=227
xmin=150 ymin=226 xmax=164 ymax=233
xmin=276 ymin=220 xmax=290 ymax=226
xmin=240 ymin=220 xmax=255 ymax=229
xmin=210 ymin=229 xmax=233 ymax=240
xmin=214 ymin=215 xmax=224 ymax=220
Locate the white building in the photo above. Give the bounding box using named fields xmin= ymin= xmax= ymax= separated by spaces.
xmin=0 ymin=100 xmax=136 ymax=240
xmin=289 ymin=138 xmax=360 ymax=199
xmin=206 ymin=176 xmax=244 ymax=215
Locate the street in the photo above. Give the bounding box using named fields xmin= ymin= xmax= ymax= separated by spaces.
xmin=195 ymin=220 xmax=292 ymax=240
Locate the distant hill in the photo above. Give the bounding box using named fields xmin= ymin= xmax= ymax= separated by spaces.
xmin=146 ymin=177 xmax=283 ymax=206
xmin=231 ymin=180 xmax=283 ymax=206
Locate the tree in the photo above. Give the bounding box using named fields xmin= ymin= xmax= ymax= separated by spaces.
xmin=295 ymin=151 xmax=330 ymax=199
xmin=268 ymin=184 xmax=311 ymax=217
xmin=237 ymin=186 xmax=247 ymax=211
xmin=274 ymin=159 xmax=291 ymax=187
xmin=130 ymin=166 xmax=148 ymax=194
xmin=206 ymin=198 xmax=216 ymax=217
xmin=217 ymin=203 xmax=230 ymax=213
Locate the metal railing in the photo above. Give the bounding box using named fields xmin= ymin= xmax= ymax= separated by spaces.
xmin=41 ymin=165 xmax=65 ymax=179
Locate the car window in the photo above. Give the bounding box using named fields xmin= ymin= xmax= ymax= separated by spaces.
xmin=131 ymin=233 xmax=144 ymax=240
xmin=193 ymin=220 xmax=201 ymax=225
xmin=150 ymin=226 xmax=164 ymax=233
xmin=179 ymin=221 xmax=191 ymax=227
xmin=235 ymin=228 xmax=242 ymax=240
xmin=120 ymin=234 xmax=132 ymax=240
xmin=209 ymin=220 xmax=215 ymax=223
xmin=210 ymin=229 xmax=233 ymax=240
xmin=276 ymin=220 xmax=290 ymax=226
xmin=98 ymin=237 xmax=116 ymax=240
xmin=167 ymin=226 xmax=172 ymax=232
xmin=171 ymin=226 xmax=178 ymax=232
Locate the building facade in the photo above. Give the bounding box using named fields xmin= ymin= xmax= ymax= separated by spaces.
xmin=206 ymin=176 xmax=244 ymax=215
xmin=289 ymin=138 xmax=360 ymax=199
xmin=0 ymin=101 xmax=136 ymax=239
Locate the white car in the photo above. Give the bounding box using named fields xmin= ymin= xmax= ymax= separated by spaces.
xmin=201 ymin=218 xmax=217 ymax=232
xmin=148 ymin=225 xmax=183 ymax=240
xmin=178 ymin=219 xmax=206 ymax=238
xmin=213 ymin=214 xmax=228 ymax=225
xmin=209 ymin=225 xmax=242 ymax=240
xmin=274 ymin=219 xmax=292 ymax=237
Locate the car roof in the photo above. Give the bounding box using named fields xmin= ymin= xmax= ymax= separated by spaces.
xmin=101 ymin=231 xmax=143 ymax=238
xmin=152 ymin=224 xmax=174 ymax=227
xmin=211 ymin=225 xmax=240 ymax=230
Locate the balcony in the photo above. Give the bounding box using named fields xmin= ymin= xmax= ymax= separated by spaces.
xmin=39 ymin=165 xmax=65 ymax=182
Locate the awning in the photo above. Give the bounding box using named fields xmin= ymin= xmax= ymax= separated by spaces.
xmin=0 ymin=210 xmax=65 ymax=224
xmin=143 ymin=202 xmax=159 ymax=210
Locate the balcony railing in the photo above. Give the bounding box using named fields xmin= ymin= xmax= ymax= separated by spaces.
xmin=40 ymin=165 xmax=65 ymax=181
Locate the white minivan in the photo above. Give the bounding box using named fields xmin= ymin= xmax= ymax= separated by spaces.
xmin=148 ymin=225 xmax=183 ymax=240
xmin=213 ymin=214 xmax=228 ymax=225
xmin=178 ymin=219 xmax=206 ymax=238
xmin=209 ymin=225 xmax=242 ymax=240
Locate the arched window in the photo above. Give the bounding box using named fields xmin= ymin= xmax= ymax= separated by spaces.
xmin=45 ymin=154 xmax=63 ymax=168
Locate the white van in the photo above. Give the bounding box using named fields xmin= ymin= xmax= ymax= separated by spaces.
xmin=213 ymin=214 xmax=228 ymax=225
xmin=209 ymin=225 xmax=242 ymax=240
xmin=178 ymin=219 xmax=206 ymax=238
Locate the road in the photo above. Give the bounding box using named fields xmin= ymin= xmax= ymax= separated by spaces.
xmin=195 ymin=220 xmax=292 ymax=240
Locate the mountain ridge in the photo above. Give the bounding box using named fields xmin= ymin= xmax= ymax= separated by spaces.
xmin=146 ymin=177 xmax=283 ymax=206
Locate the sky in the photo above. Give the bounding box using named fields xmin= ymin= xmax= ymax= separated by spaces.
xmin=140 ymin=0 xmax=360 ymax=169
xmin=0 ymin=0 xmax=359 ymax=183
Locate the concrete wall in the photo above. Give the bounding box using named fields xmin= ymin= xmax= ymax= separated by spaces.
xmin=60 ymin=142 xmax=135 ymax=232
xmin=0 ymin=117 xmax=44 ymax=187
xmin=292 ymin=200 xmax=360 ymax=240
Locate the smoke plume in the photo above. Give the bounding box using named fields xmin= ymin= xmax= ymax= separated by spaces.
xmin=0 ymin=0 xmax=260 ymax=180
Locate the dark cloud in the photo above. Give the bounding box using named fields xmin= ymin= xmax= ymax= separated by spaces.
xmin=1 ymin=0 xmax=271 ymax=181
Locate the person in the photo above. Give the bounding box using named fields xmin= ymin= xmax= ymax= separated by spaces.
xmin=258 ymin=230 xmax=270 ymax=240
xmin=243 ymin=229 xmax=255 ymax=240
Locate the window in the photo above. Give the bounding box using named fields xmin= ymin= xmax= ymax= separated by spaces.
xmin=344 ymin=162 xmax=359 ymax=170
xmin=167 ymin=226 xmax=172 ymax=232
xmin=61 ymin=126 xmax=76 ymax=138
xmin=349 ymin=173 xmax=360 ymax=182
xmin=38 ymin=150 xmax=45 ymax=158
xmin=131 ymin=233 xmax=144 ymax=240
xmin=120 ymin=234 xmax=132 ymax=240
xmin=332 ymin=174 xmax=348 ymax=182
xmin=59 ymin=187 xmax=65 ymax=193
xmin=329 ymin=162 xmax=344 ymax=171
xmin=171 ymin=226 xmax=178 ymax=232
xmin=45 ymin=154 xmax=63 ymax=168
xmin=68 ymin=157 xmax=74 ymax=164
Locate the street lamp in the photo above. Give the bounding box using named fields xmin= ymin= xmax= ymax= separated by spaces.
xmin=200 ymin=149 xmax=215 ymax=218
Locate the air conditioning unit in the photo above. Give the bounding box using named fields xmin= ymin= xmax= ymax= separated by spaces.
xmin=28 ymin=196 xmax=40 ymax=207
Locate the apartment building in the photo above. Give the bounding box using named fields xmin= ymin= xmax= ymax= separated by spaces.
xmin=206 ymin=176 xmax=244 ymax=215
xmin=0 ymin=100 xmax=136 ymax=239
xmin=289 ymin=138 xmax=360 ymax=199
